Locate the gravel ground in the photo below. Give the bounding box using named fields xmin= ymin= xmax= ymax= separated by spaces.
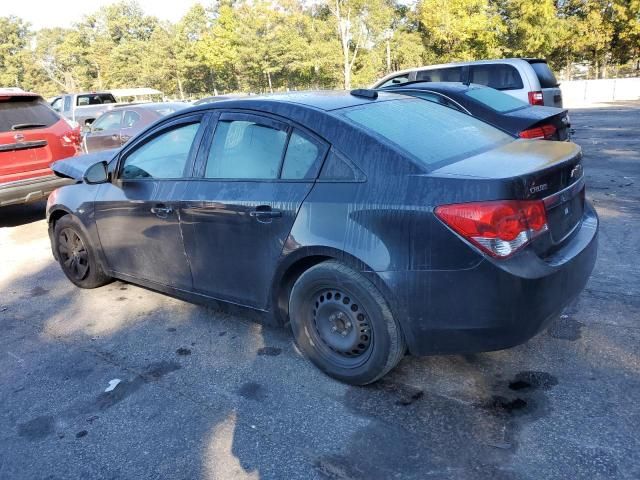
xmin=0 ymin=101 xmax=639 ymax=480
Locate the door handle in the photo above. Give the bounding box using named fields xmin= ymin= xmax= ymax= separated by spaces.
xmin=249 ymin=206 xmax=282 ymax=222
xmin=150 ymin=205 xmax=173 ymax=218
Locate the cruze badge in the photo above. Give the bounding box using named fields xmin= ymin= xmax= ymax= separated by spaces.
xmin=529 ymin=183 xmax=548 ymax=194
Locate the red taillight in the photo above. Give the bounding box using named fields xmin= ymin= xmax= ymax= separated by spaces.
xmin=435 ymin=200 xmax=548 ymax=258
xmin=519 ymin=124 xmax=557 ymax=140
xmin=528 ymin=91 xmax=544 ymax=106
xmin=61 ymin=126 xmax=82 ymax=147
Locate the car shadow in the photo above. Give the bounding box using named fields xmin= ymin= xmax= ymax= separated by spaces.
xmin=0 ymin=201 xmax=47 ymax=228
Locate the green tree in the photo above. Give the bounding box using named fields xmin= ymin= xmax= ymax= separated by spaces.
xmin=325 ymin=0 xmax=396 ymax=89
xmin=559 ymin=0 xmax=615 ymax=78
xmin=417 ymin=0 xmax=505 ymax=62
xmin=0 ymin=16 xmax=32 ymax=88
xmin=497 ymin=0 xmax=561 ymax=59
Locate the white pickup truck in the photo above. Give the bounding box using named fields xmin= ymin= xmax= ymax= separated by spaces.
xmin=50 ymin=92 xmax=124 ymax=127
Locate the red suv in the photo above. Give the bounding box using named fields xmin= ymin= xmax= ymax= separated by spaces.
xmin=0 ymin=90 xmax=81 ymax=207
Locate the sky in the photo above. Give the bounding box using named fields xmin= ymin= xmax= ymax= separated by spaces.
xmin=4 ymin=0 xmax=206 ymax=30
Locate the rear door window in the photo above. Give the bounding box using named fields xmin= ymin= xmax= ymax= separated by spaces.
xmin=528 ymin=61 xmax=559 ymax=88
xmin=340 ymin=98 xmax=512 ymax=168
xmin=281 ymin=130 xmax=325 ymax=180
xmin=0 ymin=97 xmax=60 ymax=133
xmin=205 ymin=116 xmax=288 ymax=179
xmin=416 ymin=67 xmax=463 ymax=82
xmin=469 ymin=64 xmax=523 ymax=90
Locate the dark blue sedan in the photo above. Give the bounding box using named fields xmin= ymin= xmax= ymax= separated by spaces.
xmin=380 ymin=81 xmax=571 ymax=141
xmin=47 ymin=90 xmax=597 ymax=384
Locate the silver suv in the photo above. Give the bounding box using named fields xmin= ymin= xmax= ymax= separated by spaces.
xmin=373 ymin=58 xmax=562 ymax=108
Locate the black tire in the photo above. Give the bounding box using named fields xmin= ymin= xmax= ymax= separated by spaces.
xmin=53 ymin=215 xmax=111 ymax=289
xmin=289 ymin=260 xmax=405 ymax=385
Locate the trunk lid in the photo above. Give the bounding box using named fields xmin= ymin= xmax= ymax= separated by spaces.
xmin=504 ymin=106 xmax=570 ymax=141
xmin=432 ymin=139 xmax=585 ymax=252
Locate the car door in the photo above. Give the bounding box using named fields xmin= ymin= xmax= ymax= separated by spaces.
xmin=94 ymin=114 xmax=207 ymax=289
xmin=180 ymin=111 xmax=328 ymax=308
xmin=84 ymin=110 xmax=123 ymax=153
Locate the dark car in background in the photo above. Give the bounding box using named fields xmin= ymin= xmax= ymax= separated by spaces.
xmin=0 ymin=89 xmax=80 ymax=207
xmin=380 ymin=82 xmax=571 ymax=140
xmin=47 ymin=91 xmax=597 ymax=385
xmin=82 ymin=102 xmax=187 ymax=153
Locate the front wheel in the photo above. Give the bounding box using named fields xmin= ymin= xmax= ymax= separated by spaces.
xmin=289 ymin=260 xmax=405 ymax=385
xmin=54 ymin=215 xmax=111 ymax=289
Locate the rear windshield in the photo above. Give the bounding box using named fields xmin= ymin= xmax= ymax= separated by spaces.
xmin=529 ymin=61 xmax=559 ymax=88
xmin=340 ymin=98 xmax=513 ymax=168
xmin=77 ymin=94 xmax=116 ymax=106
xmin=464 ymin=87 xmax=529 ymax=113
xmin=0 ymin=97 xmax=61 ymax=133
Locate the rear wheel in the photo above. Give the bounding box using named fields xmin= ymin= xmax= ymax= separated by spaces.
xmin=54 ymin=216 xmax=111 ymax=288
xmin=289 ymin=260 xmax=405 ymax=385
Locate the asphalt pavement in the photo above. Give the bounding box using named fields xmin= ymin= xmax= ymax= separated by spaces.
xmin=0 ymin=101 xmax=639 ymax=480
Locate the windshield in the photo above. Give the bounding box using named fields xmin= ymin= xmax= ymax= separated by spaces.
xmin=0 ymin=97 xmax=61 ymax=133
xmin=340 ymin=98 xmax=513 ymax=168
xmin=464 ymin=87 xmax=529 ymax=113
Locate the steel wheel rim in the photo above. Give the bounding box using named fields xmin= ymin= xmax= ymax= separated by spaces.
xmin=58 ymin=228 xmax=90 ymax=281
xmin=309 ymin=288 xmax=373 ymax=368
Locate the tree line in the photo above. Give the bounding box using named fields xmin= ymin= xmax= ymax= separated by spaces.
xmin=1 ymin=0 xmax=639 ymax=99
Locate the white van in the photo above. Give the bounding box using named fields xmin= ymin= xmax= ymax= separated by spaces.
xmin=373 ymin=58 xmax=563 ymax=108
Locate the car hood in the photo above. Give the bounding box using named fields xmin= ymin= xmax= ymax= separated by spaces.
xmin=51 ymin=149 xmax=117 ymax=181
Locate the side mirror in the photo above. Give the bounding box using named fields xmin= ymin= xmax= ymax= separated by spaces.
xmin=82 ymin=124 xmax=92 ymax=134
xmin=83 ymin=161 xmax=109 ymax=185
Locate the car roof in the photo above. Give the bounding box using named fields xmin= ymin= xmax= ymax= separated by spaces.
xmin=186 ymin=90 xmax=408 ymax=114
xmin=0 ymin=89 xmax=41 ymax=98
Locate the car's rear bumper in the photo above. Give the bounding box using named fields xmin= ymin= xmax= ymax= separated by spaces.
xmin=0 ymin=174 xmax=73 ymax=207
xmin=369 ymin=202 xmax=598 ymax=356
